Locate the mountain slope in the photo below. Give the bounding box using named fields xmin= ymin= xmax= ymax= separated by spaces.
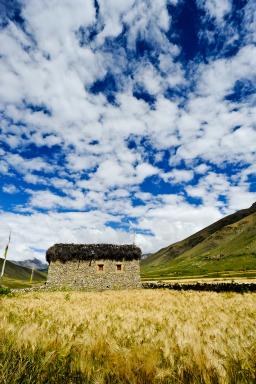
xmin=0 ymin=259 xmax=47 ymax=288
xmin=141 ymin=203 xmax=256 ymax=280
xmin=12 ymin=258 xmax=48 ymax=271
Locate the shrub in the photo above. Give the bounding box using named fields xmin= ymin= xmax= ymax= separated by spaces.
xmin=0 ymin=287 xmax=11 ymax=295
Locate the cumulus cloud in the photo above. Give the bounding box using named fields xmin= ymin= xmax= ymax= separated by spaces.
xmin=0 ymin=193 xmax=225 ymax=260
xmin=161 ymin=169 xmax=194 ymax=184
xmin=2 ymin=184 xmax=18 ymax=194
xmin=0 ymin=0 xmax=255 ymax=260
xmin=197 ymin=0 xmax=231 ymax=23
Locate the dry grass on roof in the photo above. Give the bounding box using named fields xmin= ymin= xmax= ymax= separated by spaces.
xmin=46 ymin=243 xmax=142 ymax=263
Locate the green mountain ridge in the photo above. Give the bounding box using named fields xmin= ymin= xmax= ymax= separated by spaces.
xmin=141 ymin=203 xmax=256 ymax=280
xmin=0 ymin=259 xmax=47 ymax=288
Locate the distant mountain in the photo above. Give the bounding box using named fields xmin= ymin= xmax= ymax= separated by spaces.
xmin=0 ymin=259 xmax=47 ymax=288
xmin=141 ymin=253 xmax=152 ymax=260
xmin=141 ymin=202 xmax=256 ymax=280
xmin=12 ymin=258 xmax=48 ymax=271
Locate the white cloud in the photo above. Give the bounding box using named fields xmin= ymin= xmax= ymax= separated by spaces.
xmin=0 ymin=210 xmax=129 ymax=261
xmin=197 ymin=0 xmax=231 ymax=23
xmin=135 ymin=65 xmax=163 ymax=95
xmin=227 ymin=187 xmax=256 ymax=211
xmin=23 ymin=173 xmax=47 ymax=185
xmin=0 ymin=161 xmax=9 ymax=174
xmin=195 ymin=164 xmax=209 ymax=174
xmin=2 ymin=184 xmax=18 ymax=194
xmin=0 ymin=195 xmax=230 ymax=261
xmin=244 ymin=0 xmax=256 ymax=44
xmin=78 ymin=160 xmax=159 ymax=191
xmin=95 ymin=0 xmax=135 ymax=45
xmin=23 ymin=0 xmax=96 ymax=56
xmin=161 ymin=169 xmax=194 ymax=183
xmin=6 ymin=154 xmax=53 ymax=174
xmin=0 ymin=0 xmax=255 ymax=259
xmin=28 ymin=189 xmax=87 ymax=210
xmin=197 ymin=45 xmax=256 ymax=98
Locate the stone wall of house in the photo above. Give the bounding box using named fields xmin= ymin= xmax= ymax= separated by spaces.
xmin=47 ymin=259 xmax=141 ymax=289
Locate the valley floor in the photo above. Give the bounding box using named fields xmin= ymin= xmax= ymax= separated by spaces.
xmin=141 ymin=274 xmax=256 ymax=284
xmin=0 ymin=289 xmax=256 ymax=384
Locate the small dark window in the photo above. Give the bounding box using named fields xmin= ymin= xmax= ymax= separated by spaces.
xmin=116 ymin=264 xmax=122 ymax=271
xmin=98 ymin=264 xmax=104 ymax=271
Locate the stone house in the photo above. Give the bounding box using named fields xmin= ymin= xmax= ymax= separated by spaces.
xmin=46 ymin=243 xmax=141 ymax=290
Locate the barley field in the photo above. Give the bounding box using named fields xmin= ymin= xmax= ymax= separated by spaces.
xmin=0 ymin=290 xmax=256 ymax=384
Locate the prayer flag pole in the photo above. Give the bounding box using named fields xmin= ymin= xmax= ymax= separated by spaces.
xmin=30 ymin=267 xmax=34 ymax=284
xmin=0 ymin=231 xmax=11 ymax=282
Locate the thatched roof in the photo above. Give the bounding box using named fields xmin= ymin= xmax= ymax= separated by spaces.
xmin=46 ymin=243 xmax=142 ymax=263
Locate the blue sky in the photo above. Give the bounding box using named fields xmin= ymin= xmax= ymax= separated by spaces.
xmin=0 ymin=0 xmax=255 ymax=260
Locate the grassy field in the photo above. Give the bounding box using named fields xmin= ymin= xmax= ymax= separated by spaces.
xmin=0 ymin=259 xmax=47 ymax=288
xmin=141 ymin=211 xmax=256 ymax=280
xmin=0 ymin=290 xmax=256 ymax=384
xmin=141 ymin=264 xmax=256 ymax=281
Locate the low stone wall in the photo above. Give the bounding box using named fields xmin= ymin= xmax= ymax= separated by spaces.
xmin=11 ymin=285 xmax=48 ymax=294
xmin=142 ymin=281 xmax=256 ymax=292
xmin=47 ymin=259 xmax=141 ymax=290
xmin=10 ymin=281 xmax=256 ymax=294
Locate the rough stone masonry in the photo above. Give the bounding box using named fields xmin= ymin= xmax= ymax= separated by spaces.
xmin=46 ymin=244 xmax=142 ymax=290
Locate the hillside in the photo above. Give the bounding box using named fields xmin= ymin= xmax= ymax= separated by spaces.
xmin=141 ymin=203 xmax=256 ymax=280
xmin=0 ymin=259 xmax=47 ymax=288
xmin=12 ymin=257 xmax=48 ymax=271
